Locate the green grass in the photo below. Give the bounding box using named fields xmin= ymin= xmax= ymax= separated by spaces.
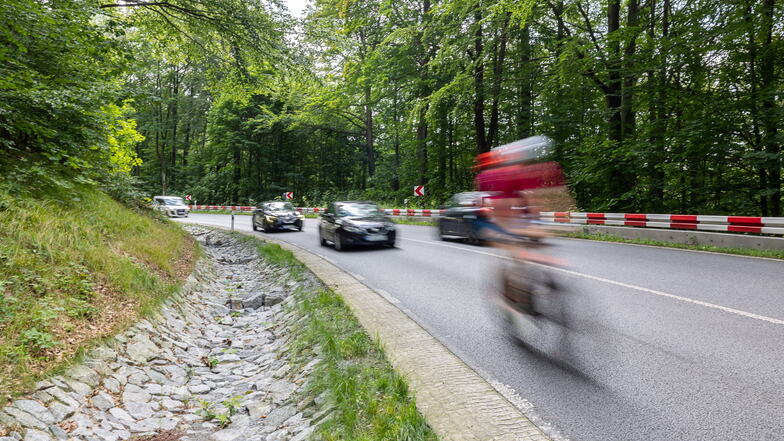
xmin=0 ymin=186 xmax=196 ymax=404
xmin=564 ymin=231 xmax=784 ymax=260
xmin=392 ymin=218 xmax=437 ymax=226
xmin=190 ymin=209 xmax=253 ymax=216
xmin=234 ymin=233 xmax=437 ymax=441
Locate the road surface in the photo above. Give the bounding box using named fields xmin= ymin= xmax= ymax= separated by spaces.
xmin=176 ymin=214 xmax=784 ymax=441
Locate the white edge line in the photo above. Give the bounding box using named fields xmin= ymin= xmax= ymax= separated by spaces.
xmin=375 ymin=288 xmax=400 ymax=304
xmin=562 ymin=236 xmax=784 ymax=263
xmin=400 ymin=237 xmax=784 ymax=326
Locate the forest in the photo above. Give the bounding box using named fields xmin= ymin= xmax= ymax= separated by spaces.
xmin=1 ymin=0 xmax=782 ymax=215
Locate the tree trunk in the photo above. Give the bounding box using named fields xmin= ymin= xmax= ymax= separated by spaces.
xmin=364 ymin=84 xmax=376 ymax=178
xmin=488 ymin=13 xmax=511 ymax=148
xmin=745 ymin=2 xmax=768 ymax=215
xmin=647 ymin=0 xmax=668 ymax=211
xmin=517 ymin=24 xmax=533 ymax=139
xmin=416 ymin=104 xmax=429 ymax=185
xmin=473 ymin=6 xmax=488 ymax=154
xmin=607 ymin=0 xmax=623 ymax=144
xmin=760 ymin=0 xmax=780 ymax=215
xmin=168 ymin=67 xmax=180 ymax=190
xmin=621 ymin=0 xmax=638 ymax=139
xmin=392 ymin=88 xmax=401 ymax=191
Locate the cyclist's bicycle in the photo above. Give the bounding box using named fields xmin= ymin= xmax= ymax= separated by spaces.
xmin=489 ymin=237 xmax=572 ymax=354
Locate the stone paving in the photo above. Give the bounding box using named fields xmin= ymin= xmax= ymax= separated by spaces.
xmin=0 ymin=228 xmax=323 ymax=441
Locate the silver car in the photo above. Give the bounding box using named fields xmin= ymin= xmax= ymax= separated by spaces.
xmin=152 ymin=196 xmax=190 ymax=217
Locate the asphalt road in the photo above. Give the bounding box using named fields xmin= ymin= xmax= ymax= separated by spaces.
xmin=176 ymin=214 xmax=784 ymax=441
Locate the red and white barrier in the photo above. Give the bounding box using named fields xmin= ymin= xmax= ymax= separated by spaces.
xmin=540 ymin=212 xmax=784 ymax=235
xmin=190 ymin=205 xmax=447 ymax=217
xmin=188 ymin=205 xmax=783 ymax=235
xmin=190 ymin=205 xmax=255 ymax=212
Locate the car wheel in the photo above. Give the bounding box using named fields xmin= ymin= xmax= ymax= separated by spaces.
xmin=438 ymin=223 xmax=449 ymax=241
xmin=319 ymin=229 xmax=327 ymax=246
xmin=467 ymin=229 xmax=480 ymax=245
xmin=252 ymin=218 xmax=258 ymax=231
xmin=386 ymin=241 xmax=396 ymax=248
xmin=334 ymin=233 xmax=344 ymax=251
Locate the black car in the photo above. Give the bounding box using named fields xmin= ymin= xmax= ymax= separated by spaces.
xmin=252 ymin=201 xmax=304 ymax=232
xmin=318 ymin=201 xmax=396 ymax=250
xmin=437 ymin=192 xmax=492 ymax=244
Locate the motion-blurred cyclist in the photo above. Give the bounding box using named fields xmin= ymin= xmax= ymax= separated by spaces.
xmin=473 ymin=136 xmax=571 ymax=244
xmin=473 ymin=136 xmax=573 ymax=332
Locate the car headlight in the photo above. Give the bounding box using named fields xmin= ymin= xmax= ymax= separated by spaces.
xmin=342 ymin=223 xmax=364 ymax=233
xmin=265 ymin=215 xmax=277 ymax=222
xmin=386 ymin=222 xmax=396 ymax=230
xmin=297 ymin=212 xmax=304 ymax=218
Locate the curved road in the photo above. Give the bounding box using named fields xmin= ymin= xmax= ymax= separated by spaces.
xmin=176 ymin=214 xmax=784 ymax=441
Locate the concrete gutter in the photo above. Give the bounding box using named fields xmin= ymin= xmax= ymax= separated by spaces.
xmin=581 ymin=224 xmax=784 ymax=250
xmin=258 ymin=237 xmax=551 ymax=441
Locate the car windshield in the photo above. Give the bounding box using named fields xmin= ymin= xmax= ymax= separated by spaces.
xmin=162 ymin=198 xmax=185 ymax=206
xmin=337 ymin=203 xmax=380 ymax=217
xmin=452 ymin=192 xmax=487 ymax=206
xmin=265 ymin=202 xmax=294 ymax=211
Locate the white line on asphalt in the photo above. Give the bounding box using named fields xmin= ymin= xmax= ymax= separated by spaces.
xmin=375 ymin=289 xmax=400 ymax=304
xmin=315 ymin=253 xmax=337 ymax=264
xmin=401 ymin=237 xmax=784 ymax=326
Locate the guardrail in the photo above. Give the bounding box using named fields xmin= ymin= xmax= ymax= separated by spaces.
xmin=540 ymin=212 xmax=784 ymax=235
xmin=190 ymin=205 xmax=448 ymax=217
xmin=189 ymin=206 xmax=784 ymax=235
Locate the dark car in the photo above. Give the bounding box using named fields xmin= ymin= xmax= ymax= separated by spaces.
xmin=252 ymin=201 xmax=304 ymax=232
xmin=318 ymin=201 xmax=396 ymax=250
xmin=437 ymin=192 xmax=492 ymax=244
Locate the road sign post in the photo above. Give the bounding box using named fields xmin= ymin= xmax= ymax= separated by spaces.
xmin=414 ymin=185 xmax=425 ymax=196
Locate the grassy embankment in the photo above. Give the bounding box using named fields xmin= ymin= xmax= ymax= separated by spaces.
xmin=231 ymin=233 xmax=438 ymax=441
xmin=0 ymin=187 xmax=196 ymax=405
xmin=564 ymin=231 xmax=784 ymax=259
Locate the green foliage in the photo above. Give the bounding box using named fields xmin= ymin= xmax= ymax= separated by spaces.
xmin=133 ymin=0 xmax=781 ymax=216
xmin=289 ymin=288 xmax=438 ymax=441
xmin=0 ymin=184 xmax=194 ymax=405
xmin=195 ymin=394 xmax=246 ymax=427
xmin=0 ymin=0 xmax=137 ymax=189
xmin=19 ymin=328 xmax=59 ymax=355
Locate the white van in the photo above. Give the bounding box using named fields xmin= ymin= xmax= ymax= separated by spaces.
xmin=152 ymin=196 xmax=190 ymax=217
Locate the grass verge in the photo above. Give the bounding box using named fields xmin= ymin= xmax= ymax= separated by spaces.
xmin=564 ymin=231 xmax=784 ymax=260
xmin=190 ymin=209 xmax=253 ymax=216
xmin=231 ymin=232 xmax=438 ymax=441
xmin=392 ymin=218 xmax=436 ymax=226
xmin=0 ymin=186 xmax=196 ymax=405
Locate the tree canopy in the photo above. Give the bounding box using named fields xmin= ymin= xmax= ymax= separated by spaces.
xmin=1 ymin=0 xmax=781 ymax=215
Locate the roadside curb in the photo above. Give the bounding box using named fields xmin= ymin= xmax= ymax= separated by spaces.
xmin=253 ymin=235 xmax=551 ymax=441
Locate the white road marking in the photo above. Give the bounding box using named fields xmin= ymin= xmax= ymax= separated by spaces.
xmin=401 ymin=237 xmax=784 ymax=326
xmin=375 ymin=289 xmax=400 ymax=304
xmin=315 ymin=253 xmax=337 ymax=264
xmin=184 ymin=217 xmax=783 ymax=326
xmin=563 ymin=236 xmax=784 ymax=262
